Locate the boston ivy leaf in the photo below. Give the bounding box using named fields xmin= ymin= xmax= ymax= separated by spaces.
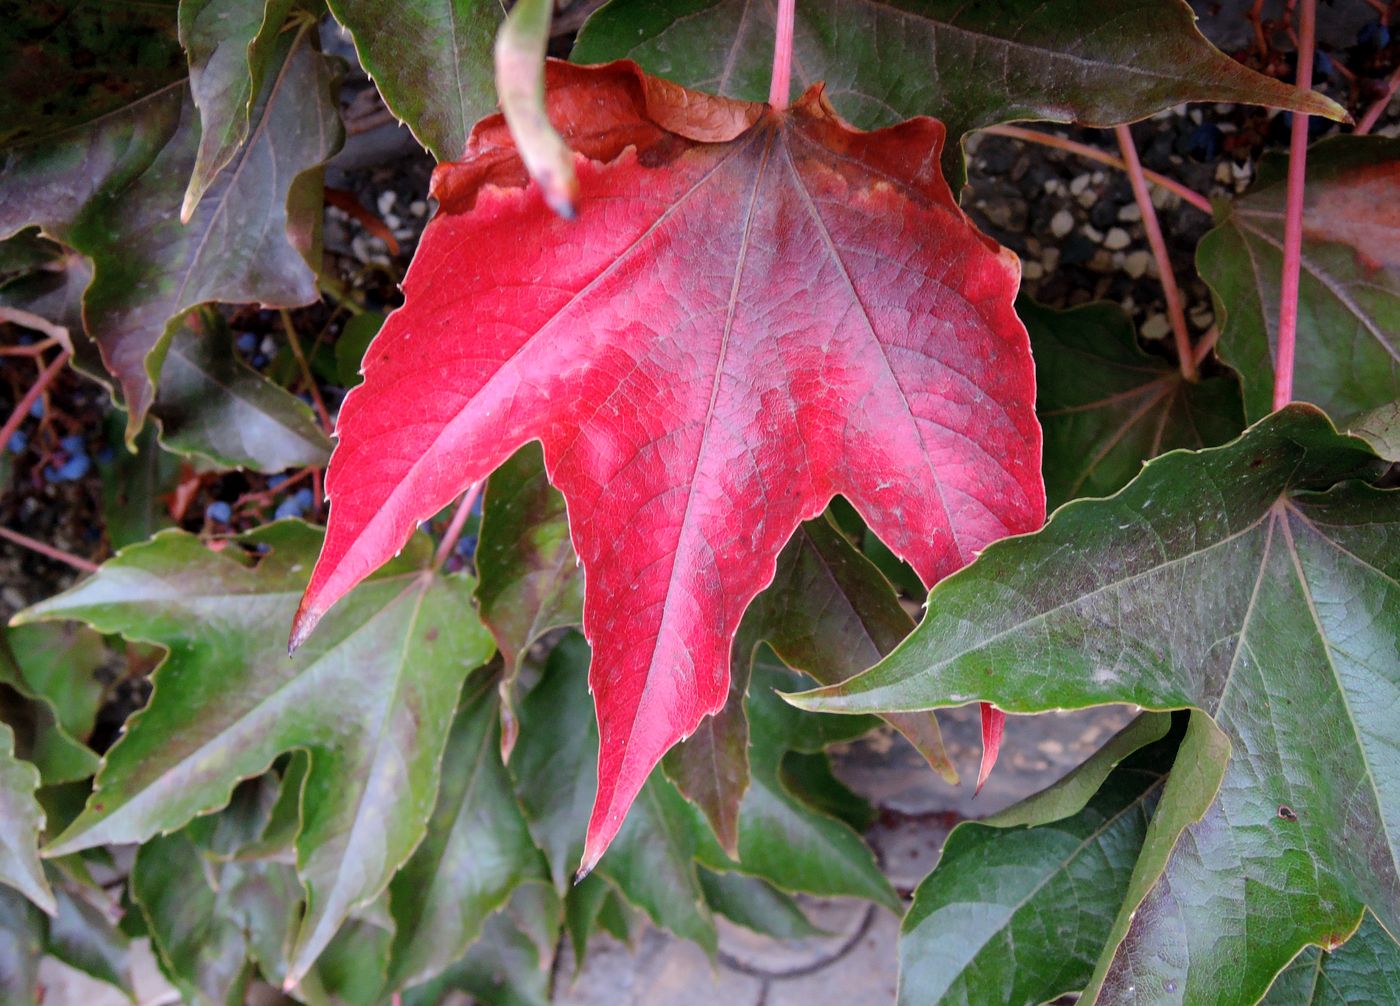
xmin=0 ymin=886 xmax=43 ymax=1002
xmin=179 ymin=0 xmax=298 ymax=218
xmin=152 ymin=309 xmax=331 ymax=472
xmin=4 ymin=622 xmax=106 ymax=748
xmin=402 ymin=884 xmax=557 ymax=1006
xmin=698 ymin=867 xmax=822 ymax=940
xmin=294 ymin=58 xmax=1044 ymax=871
xmin=0 ymin=14 xmax=342 ymax=428
xmin=1346 ymin=399 xmax=1400 ymax=461
xmin=327 ymin=0 xmax=503 ymax=161
xmin=46 ymin=876 xmax=133 ymax=995
xmin=1261 ymin=914 xmax=1400 ymax=1005
xmin=315 ymin=912 xmax=394 ymax=1006
xmin=1199 ymin=137 xmax=1400 ymax=425
xmin=386 ymin=674 xmax=549 ymax=990
xmin=335 ymin=311 xmax=386 ymax=388
xmin=699 ymin=657 xmax=897 ymax=910
xmin=793 ymin=407 xmax=1397 ymax=1005
xmin=476 ymin=442 xmax=584 ymax=754
xmin=0 ymin=724 xmax=53 ymax=915
xmin=509 ymin=633 xmax=716 ymax=951
xmin=15 ymin=522 xmax=495 ymax=987
xmin=573 ymin=0 xmax=1345 ymax=182
xmin=0 ymin=1 xmax=185 ymax=147
xmin=132 ymin=824 xmax=302 ymax=1004
xmin=899 ymin=715 xmax=1173 ymax=1006
xmin=99 ymin=417 xmax=182 ymax=550
xmin=1023 ymin=297 xmax=1244 ymax=509
xmin=0 ymin=629 xmax=99 ymax=786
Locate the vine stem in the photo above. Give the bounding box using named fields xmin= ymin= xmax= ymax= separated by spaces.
xmin=0 ymin=526 xmax=99 ymax=574
xmin=1355 ymin=63 xmax=1400 ymax=135
xmin=0 ymin=350 xmax=70 ymax=458
xmin=1275 ymin=0 xmax=1317 ymax=410
xmin=1114 ymin=125 xmax=1199 ymax=383
xmin=433 ymin=481 xmax=483 ymax=570
xmin=980 ymin=125 xmax=1214 ymax=215
xmin=279 ymin=309 xmax=334 ymax=434
xmin=768 ymin=0 xmax=796 ymax=109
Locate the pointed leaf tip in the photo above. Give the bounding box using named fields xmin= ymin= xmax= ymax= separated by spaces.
xmin=975 ymin=703 xmax=1004 ymax=796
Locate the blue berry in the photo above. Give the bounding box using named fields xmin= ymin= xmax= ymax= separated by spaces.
xmin=251 ymin=354 xmax=269 ymax=369
xmin=1313 ymin=50 xmax=1334 ymax=79
xmin=207 ymin=500 xmax=233 ymax=523
xmin=293 ymin=487 xmax=314 ymax=509
xmin=28 ymin=398 xmax=44 ymax=419
xmin=274 ymin=496 xmax=306 ymax=520
xmin=47 ymin=455 xmax=91 ymax=482
xmin=455 ymin=534 xmax=478 ymax=557
xmin=267 ymin=474 xmax=289 ymax=489
xmin=96 ymin=445 xmax=114 ymax=463
xmin=1187 ymin=122 xmax=1223 ymax=161
xmin=60 ymin=433 xmax=86 ymax=455
xmin=6 ymin=430 xmax=27 ymax=454
xmin=236 ymin=332 xmax=258 ymax=354
xmin=1359 ymin=21 xmax=1391 ymax=48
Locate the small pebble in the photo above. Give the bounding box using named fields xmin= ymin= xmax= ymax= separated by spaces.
xmin=1083 ymin=224 xmax=1105 ymax=243
xmin=1123 ymin=250 xmax=1152 ymax=279
xmin=410 ymin=200 xmax=427 ymax=217
xmin=1041 ymin=247 xmax=1060 ymax=273
xmin=1069 ymin=174 xmax=1091 ymax=196
xmin=1050 ymin=209 xmax=1074 ymax=238
xmin=1118 ymin=203 xmax=1142 ymax=223
xmin=1189 ymin=308 xmax=1215 ymax=330
xmin=1150 ymin=187 xmax=1177 ymax=210
xmin=1104 ymin=227 xmax=1131 ymax=250
xmin=376 ymin=190 xmax=397 ymax=216
xmin=1022 ymin=260 xmax=1045 ymax=281
xmin=1142 ymin=314 xmax=1172 ymax=340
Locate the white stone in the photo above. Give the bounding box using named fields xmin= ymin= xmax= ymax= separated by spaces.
xmin=1104 ymin=227 xmax=1132 ymax=250
xmin=1123 ymin=250 xmax=1152 ymax=279
xmin=1050 ymin=209 xmax=1074 ymax=238
xmin=1142 ymin=313 xmax=1172 ymax=340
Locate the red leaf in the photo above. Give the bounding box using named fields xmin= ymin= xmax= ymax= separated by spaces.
xmin=975 ymin=702 xmax=1005 ymax=797
xmin=294 ymin=60 xmax=1044 ymax=873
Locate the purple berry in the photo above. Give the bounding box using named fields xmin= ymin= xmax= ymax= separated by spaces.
xmin=60 ymin=433 xmax=86 ymax=455
xmin=274 ymin=497 xmax=305 ymax=520
xmin=207 ymin=500 xmax=233 ymax=523
xmin=6 ymin=431 xmax=27 ymax=454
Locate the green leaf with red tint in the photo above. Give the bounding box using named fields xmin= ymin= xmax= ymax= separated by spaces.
xmin=1024 ymin=298 xmax=1244 ymax=510
xmin=573 ymin=0 xmax=1346 ymax=182
xmin=295 ymin=60 xmax=1043 ymax=873
xmin=792 ymin=407 xmax=1399 ymax=1005
xmin=1199 ymin=137 xmax=1400 ymax=425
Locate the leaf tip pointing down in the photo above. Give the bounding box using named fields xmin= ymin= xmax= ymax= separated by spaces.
xmin=975 ymin=702 xmax=1005 ymax=796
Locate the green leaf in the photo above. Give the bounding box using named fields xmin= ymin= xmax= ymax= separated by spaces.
xmin=0 ymin=886 xmax=44 ymax=1003
xmin=476 ymin=442 xmax=584 ymax=754
xmin=699 ymin=868 xmax=822 ymax=940
xmin=335 ymin=311 xmax=386 ymax=388
xmin=179 ymin=0 xmax=299 ymax=219
xmin=0 ymin=724 xmax=53 ymax=915
xmin=402 ymin=884 xmax=557 ymax=1006
xmin=4 ymin=622 xmax=106 ymax=748
xmin=16 ymin=521 xmax=496 ymax=986
xmin=1024 ymin=298 xmax=1244 ymax=510
xmin=900 ymin=717 xmax=1177 ymax=1006
xmin=327 ymin=0 xmax=503 ymax=161
xmin=1200 ymin=137 xmax=1400 ymax=425
xmin=793 ymin=406 xmax=1397 ymax=1005
xmin=1262 ymin=914 xmax=1400 ymax=1005
xmin=0 ymin=630 xmax=100 ymax=785
xmin=387 ymin=674 xmax=549 ymax=989
xmin=0 ymin=2 xmax=185 ymax=147
xmin=132 ymin=828 xmax=301 ymax=1004
xmin=151 ymin=308 xmax=331 ymax=472
xmin=99 ymin=416 xmax=181 ymax=550
xmin=46 ymin=875 xmax=133 ymax=995
xmin=1346 ymin=399 xmax=1400 ymax=461
xmin=315 ymin=912 xmax=393 ymax=1006
xmin=0 ymin=14 xmax=342 ymax=429
xmin=573 ymin=0 xmax=1345 ymax=183
xmin=704 ymin=657 xmax=898 ymax=911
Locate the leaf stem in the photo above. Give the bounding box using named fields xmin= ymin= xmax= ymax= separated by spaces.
xmin=768 ymin=0 xmax=796 ymax=110
xmin=1275 ymin=0 xmax=1317 ymax=410
xmin=1355 ymin=63 xmax=1400 ymax=136
xmin=1114 ymin=125 xmax=1199 ymax=383
xmin=0 ymin=526 xmax=98 ymax=574
xmin=0 ymin=350 xmax=70 ymax=460
xmin=980 ymin=125 xmax=1213 ymax=216
xmin=279 ymin=309 xmax=334 ymax=434
xmin=433 ymin=481 xmax=483 ymax=570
